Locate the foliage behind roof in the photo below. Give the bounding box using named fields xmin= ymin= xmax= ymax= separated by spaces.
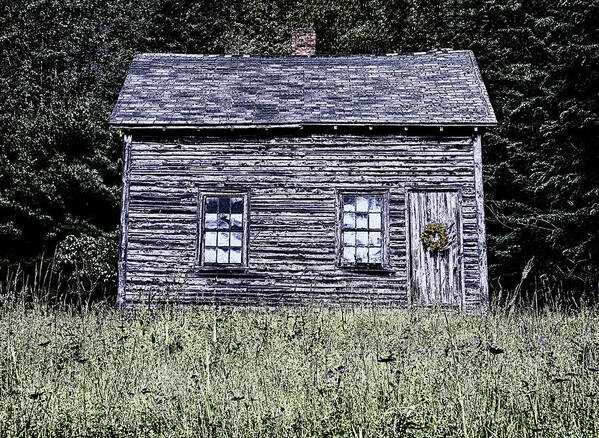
xmin=109 ymin=50 xmax=496 ymax=128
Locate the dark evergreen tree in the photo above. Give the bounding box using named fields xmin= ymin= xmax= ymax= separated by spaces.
xmin=1 ymin=0 xmax=597 ymax=304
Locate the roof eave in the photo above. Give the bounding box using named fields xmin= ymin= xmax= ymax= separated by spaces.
xmin=109 ymin=121 xmax=498 ymax=130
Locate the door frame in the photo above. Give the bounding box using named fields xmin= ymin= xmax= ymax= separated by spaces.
xmin=404 ymin=186 xmax=465 ymax=311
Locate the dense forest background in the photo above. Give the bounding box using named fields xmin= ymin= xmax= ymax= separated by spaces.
xmin=1 ymin=0 xmax=598 ymax=305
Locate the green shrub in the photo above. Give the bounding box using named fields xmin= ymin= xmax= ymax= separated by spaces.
xmin=55 ymin=232 xmax=118 ymax=302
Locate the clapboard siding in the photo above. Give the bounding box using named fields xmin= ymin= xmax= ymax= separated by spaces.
xmin=121 ymin=132 xmax=485 ymax=310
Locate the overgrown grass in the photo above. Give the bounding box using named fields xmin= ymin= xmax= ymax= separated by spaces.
xmin=1 ymin=302 xmax=598 ymax=437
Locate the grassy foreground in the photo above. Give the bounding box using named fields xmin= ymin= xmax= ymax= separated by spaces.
xmin=1 ymin=303 xmax=598 ymax=437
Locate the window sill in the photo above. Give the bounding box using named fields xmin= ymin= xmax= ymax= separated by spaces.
xmin=195 ymin=265 xmax=248 ymax=274
xmin=338 ymin=263 xmax=392 ymax=275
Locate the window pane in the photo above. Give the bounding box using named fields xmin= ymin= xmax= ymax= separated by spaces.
xmin=217 ymin=248 xmax=229 ymax=263
xmin=343 ymin=231 xmax=355 ymax=246
xmin=230 ymin=248 xmax=242 ymax=264
xmin=369 ymin=247 xmax=381 ymax=263
xmin=205 ymin=231 xmax=217 ymax=247
xmin=231 ymin=198 xmax=243 ymax=214
xmin=369 ymin=213 xmax=381 ymax=230
xmin=205 ymin=213 xmax=218 ymax=229
xmin=368 ymin=197 xmax=382 ymax=212
xmin=369 ymin=232 xmax=382 ymax=247
xmin=205 ymin=198 xmax=218 ymax=213
xmin=217 ymin=214 xmax=230 ymax=229
xmin=218 ymin=232 xmax=230 ymax=246
xmin=342 ymin=246 xmax=356 ymax=263
xmin=356 ymin=231 xmax=368 ymax=247
xmin=343 ymin=213 xmax=355 ymax=229
xmin=356 ymin=247 xmax=368 ymax=263
xmin=356 ymin=196 xmax=369 ymax=212
xmin=356 ymin=213 xmax=368 ymax=229
xmin=205 ymin=247 xmax=217 ymax=263
xmin=230 ymin=214 xmax=243 ymax=230
xmin=231 ymin=232 xmax=243 ymax=247
xmin=343 ymin=196 xmax=356 ymax=212
xmin=218 ymin=197 xmax=230 ymax=213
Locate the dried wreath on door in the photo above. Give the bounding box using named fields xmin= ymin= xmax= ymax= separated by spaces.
xmin=421 ymin=222 xmax=454 ymax=253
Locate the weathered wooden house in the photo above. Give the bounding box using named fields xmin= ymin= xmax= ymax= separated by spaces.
xmin=110 ymin=29 xmax=496 ymax=312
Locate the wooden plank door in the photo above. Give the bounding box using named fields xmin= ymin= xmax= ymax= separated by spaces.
xmin=407 ymin=190 xmax=463 ymax=307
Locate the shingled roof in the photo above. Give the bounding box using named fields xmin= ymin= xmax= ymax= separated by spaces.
xmin=109 ymin=50 xmax=496 ymax=128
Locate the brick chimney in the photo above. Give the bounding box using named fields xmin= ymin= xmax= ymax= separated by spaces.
xmin=292 ymin=28 xmax=316 ymax=56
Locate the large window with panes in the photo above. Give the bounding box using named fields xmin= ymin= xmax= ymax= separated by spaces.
xmin=198 ymin=194 xmax=248 ymax=266
xmin=338 ymin=192 xmax=388 ymax=267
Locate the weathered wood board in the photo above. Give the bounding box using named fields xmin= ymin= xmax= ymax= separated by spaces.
xmin=119 ymin=132 xmax=487 ymax=311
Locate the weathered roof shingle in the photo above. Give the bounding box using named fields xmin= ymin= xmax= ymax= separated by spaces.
xmin=109 ymin=50 xmax=496 ymax=128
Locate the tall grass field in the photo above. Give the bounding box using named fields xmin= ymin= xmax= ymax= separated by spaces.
xmin=1 ymin=302 xmax=598 ymax=437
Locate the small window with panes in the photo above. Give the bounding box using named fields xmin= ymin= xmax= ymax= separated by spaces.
xmin=339 ymin=194 xmax=386 ymax=267
xmin=201 ymin=195 xmax=247 ymax=266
